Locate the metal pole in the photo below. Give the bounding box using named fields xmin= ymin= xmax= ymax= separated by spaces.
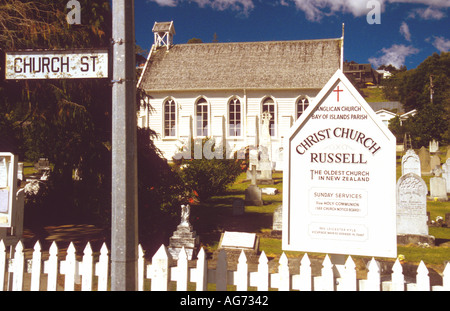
xmin=111 ymin=0 xmax=138 ymax=291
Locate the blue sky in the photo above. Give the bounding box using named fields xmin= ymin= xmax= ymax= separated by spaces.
xmin=134 ymin=0 xmax=450 ymax=70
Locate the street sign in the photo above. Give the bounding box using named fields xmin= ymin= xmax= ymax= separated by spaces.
xmin=5 ymin=49 xmax=108 ymax=80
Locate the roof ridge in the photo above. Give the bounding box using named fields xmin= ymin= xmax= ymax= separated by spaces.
xmin=177 ymin=37 xmax=342 ymax=47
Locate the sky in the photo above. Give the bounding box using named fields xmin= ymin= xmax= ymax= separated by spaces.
xmin=133 ymin=0 xmax=450 ymax=70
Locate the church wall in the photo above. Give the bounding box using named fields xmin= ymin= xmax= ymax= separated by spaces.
xmin=142 ymin=89 xmax=320 ymax=162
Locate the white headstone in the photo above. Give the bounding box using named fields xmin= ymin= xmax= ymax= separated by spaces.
xmin=402 ymin=149 xmax=421 ymax=176
xmin=283 ymin=70 xmax=397 ymax=258
xmin=443 ymin=159 xmax=450 ymax=193
xmin=396 ymin=173 xmax=428 ymax=235
xmin=429 ymin=139 xmax=439 ymax=153
xmin=219 ymin=231 xmax=257 ymax=251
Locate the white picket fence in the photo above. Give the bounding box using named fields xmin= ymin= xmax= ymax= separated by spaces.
xmin=1 ymin=240 xmax=449 ymax=291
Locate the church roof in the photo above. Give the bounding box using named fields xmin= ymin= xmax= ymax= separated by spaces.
xmin=139 ymin=38 xmax=342 ymax=91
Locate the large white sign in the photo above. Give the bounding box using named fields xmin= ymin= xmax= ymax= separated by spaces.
xmin=5 ymin=50 xmax=109 ymax=80
xmin=282 ymin=70 xmax=397 ymax=258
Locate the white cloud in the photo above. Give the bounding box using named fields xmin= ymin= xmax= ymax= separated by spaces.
xmin=407 ymin=6 xmax=447 ymax=19
xmin=400 ymin=22 xmax=411 ymax=41
xmin=147 ymin=0 xmax=255 ymax=14
xmin=280 ymin=0 xmax=449 ymax=22
xmin=150 ymin=0 xmax=177 ymax=7
xmin=369 ymin=44 xmax=419 ymax=68
xmin=431 ymin=36 xmax=450 ymax=52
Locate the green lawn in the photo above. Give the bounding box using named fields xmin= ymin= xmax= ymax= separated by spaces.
xmin=193 ymin=156 xmax=450 ymax=274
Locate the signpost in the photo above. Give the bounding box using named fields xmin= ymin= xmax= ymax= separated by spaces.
xmin=110 ymin=0 xmax=138 ymax=291
xmin=283 ymin=69 xmax=397 ymax=259
xmin=5 ymin=50 xmax=108 ymax=80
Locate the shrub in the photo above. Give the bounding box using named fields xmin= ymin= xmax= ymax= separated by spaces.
xmin=174 ymin=138 xmax=247 ymax=201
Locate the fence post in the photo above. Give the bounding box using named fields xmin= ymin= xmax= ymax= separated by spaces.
xmin=364 ymin=258 xmax=380 ymax=291
xmin=443 ymin=262 xmax=450 ymax=291
xmin=416 ymin=261 xmax=430 ymax=291
xmin=194 ymin=248 xmax=208 ymax=291
xmin=318 ymin=255 xmax=334 ymax=291
xmin=138 ymin=245 xmax=145 ymax=291
xmin=61 ymin=242 xmax=79 ymax=291
xmin=95 ymin=243 xmax=109 ymax=291
xmin=149 ymin=244 xmax=170 ymax=291
xmin=251 ymin=251 xmax=269 ymax=291
xmin=176 ymin=247 xmax=189 ymax=291
xmin=298 ymin=253 xmax=312 ymax=291
xmin=235 ymin=250 xmax=248 ymax=291
xmin=0 ymin=241 xmax=6 ymax=291
xmin=215 ymin=249 xmax=227 ymax=291
xmin=338 ymin=256 xmax=356 ymax=291
xmin=391 ymin=259 xmax=405 ymax=291
xmin=81 ymin=242 xmax=94 ymax=291
xmin=30 ymin=241 xmax=42 ymax=291
xmin=12 ymin=241 xmax=24 ymax=291
xmin=279 ymin=253 xmax=291 ymax=291
xmin=45 ymin=242 xmax=59 ymax=291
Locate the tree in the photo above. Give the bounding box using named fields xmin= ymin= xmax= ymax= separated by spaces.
xmin=0 ymin=0 xmax=113 ymax=224
xmin=384 ymin=52 xmax=450 ymax=147
xmin=187 ymin=37 xmax=203 ymax=44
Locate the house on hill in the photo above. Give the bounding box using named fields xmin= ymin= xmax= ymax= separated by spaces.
xmin=137 ymin=21 xmax=344 ymax=167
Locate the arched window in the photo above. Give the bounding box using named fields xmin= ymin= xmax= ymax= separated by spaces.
xmin=164 ymin=99 xmax=176 ymax=137
xmin=262 ymin=97 xmax=275 ymax=137
xmin=229 ymin=98 xmax=241 ymax=137
xmin=196 ymin=98 xmax=208 ymax=136
xmin=297 ymin=96 xmax=309 ymax=119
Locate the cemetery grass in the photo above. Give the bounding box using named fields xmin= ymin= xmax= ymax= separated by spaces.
xmin=194 ymin=166 xmax=450 ymax=276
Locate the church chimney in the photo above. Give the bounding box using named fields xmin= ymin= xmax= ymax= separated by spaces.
xmin=152 ymin=21 xmax=175 ymax=50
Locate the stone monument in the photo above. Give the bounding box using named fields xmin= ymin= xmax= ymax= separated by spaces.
xmin=396 ymin=173 xmax=434 ymax=245
xmin=418 ymin=146 xmax=431 ymax=175
xmin=246 ymin=112 xmax=274 ymax=185
xmin=168 ymin=204 xmax=199 ymax=260
xmin=272 ymin=204 xmax=283 ymax=236
xmin=429 ymin=139 xmax=439 ymax=153
xmin=430 ymin=167 xmax=448 ymax=201
xmin=442 ymin=159 xmax=450 ymax=193
xmin=245 ymin=165 xmax=263 ymax=206
xmin=401 ymin=149 xmax=421 ymax=176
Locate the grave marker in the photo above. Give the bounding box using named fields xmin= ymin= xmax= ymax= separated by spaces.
xmin=402 ymin=149 xmax=421 ymax=176
xmin=283 ymin=70 xmax=397 ymax=258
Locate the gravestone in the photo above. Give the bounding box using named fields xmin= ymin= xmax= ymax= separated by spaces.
xmin=401 ymin=149 xmax=421 ymax=176
xmin=283 ymin=70 xmax=397 ymax=258
xmin=429 ymin=139 xmax=439 ymax=153
xmin=430 ymin=168 xmax=448 ymax=201
xmin=418 ymin=147 xmax=431 ymax=175
xmin=232 ymin=198 xmax=245 ymax=216
xmin=396 ymin=173 xmax=434 ymax=245
xmin=430 ymin=155 xmax=441 ymax=172
xmin=272 ymin=204 xmax=283 ymax=234
xmin=219 ymin=231 xmax=259 ymax=253
xmin=442 ymin=159 xmax=450 ymax=193
xmin=245 ymin=165 xmax=263 ymax=206
xmin=168 ymin=204 xmax=199 ymax=260
xmin=258 ymin=111 xmax=273 ymax=184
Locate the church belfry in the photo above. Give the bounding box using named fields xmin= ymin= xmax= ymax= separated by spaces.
xmin=152 ymin=21 xmax=175 ymax=50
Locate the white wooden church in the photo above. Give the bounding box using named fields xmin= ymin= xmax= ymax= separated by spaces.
xmin=137 ymin=21 xmax=344 ymax=169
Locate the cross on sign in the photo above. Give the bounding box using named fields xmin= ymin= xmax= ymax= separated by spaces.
xmin=333 ymin=85 xmax=344 ymax=102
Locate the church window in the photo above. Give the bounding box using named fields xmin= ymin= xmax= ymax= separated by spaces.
xmin=196 ymin=98 xmax=209 ymax=136
xmin=297 ymin=96 xmax=309 ymax=119
xmin=164 ymin=99 xmax=176 ymax=137
xmin=262 ymin=97 xmax=275 ymax=136
xmin=229 ymin=98 xmax=241 ymax=137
